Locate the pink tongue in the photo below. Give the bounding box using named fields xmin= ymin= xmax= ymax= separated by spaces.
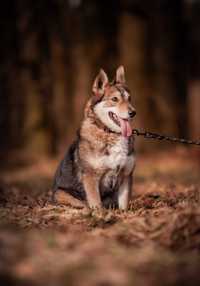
xmin=119 ymin=118 xmax=132 ymax=137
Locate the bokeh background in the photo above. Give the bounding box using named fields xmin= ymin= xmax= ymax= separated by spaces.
xmin=0 ymin=0 xmax=200 ymax=160
xmin=1 ymin=2 xmax=200 ymax=285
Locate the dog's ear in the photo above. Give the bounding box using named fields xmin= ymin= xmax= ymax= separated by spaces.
xmin=92 ymin=69 xmax=108 ymax=96
xmin=116 ymin=65 xmax=126 ymax=84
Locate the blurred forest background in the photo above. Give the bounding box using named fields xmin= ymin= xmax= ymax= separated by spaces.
xmin=1 ymin=0 xmax=200 ymax=161
xmin=1 ymin=2 xmax=200 ymax=285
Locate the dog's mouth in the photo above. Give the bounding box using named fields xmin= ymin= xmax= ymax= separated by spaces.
xmin=109 ymin=111 xmax=121 ymax=127
xmin=108 ymin=112 xmax=132 ymax=137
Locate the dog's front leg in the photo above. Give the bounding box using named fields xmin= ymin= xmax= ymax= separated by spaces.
xmin=82 ymin=173 xmax=101 ymax=208
xmin=118 ymin=175 xmax=132 ymax=210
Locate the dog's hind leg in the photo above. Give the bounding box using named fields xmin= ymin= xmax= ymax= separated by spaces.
xmin=54 ymin=189 xmax=85 ymax=209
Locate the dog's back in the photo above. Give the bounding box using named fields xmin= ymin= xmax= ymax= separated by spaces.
xmin=52 ymin=140 xmax=86 ymax=201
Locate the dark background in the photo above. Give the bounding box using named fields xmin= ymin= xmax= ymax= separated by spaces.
xmin=0 ymin=0 xmax=200 ymax=160
xmin=0 ymin=2 xmax=200 ymax=285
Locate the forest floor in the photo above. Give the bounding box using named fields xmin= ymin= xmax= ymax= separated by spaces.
xmin=0 ymin=147 xmax=200 ymax=286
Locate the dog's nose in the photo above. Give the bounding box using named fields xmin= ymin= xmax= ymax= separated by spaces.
xmin=128 ymin=110 xmax=136 ymax=118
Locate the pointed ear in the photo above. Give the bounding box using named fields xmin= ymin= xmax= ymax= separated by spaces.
xmin=116 ymin=65 xmax=126 ymax=84
xmin=92 ymin=69 xmax=108 ymax=95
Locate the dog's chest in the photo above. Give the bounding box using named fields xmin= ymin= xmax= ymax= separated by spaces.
xmin=87 ymin=137 xmax=135 ymax=175
xmin=106 ymin=138 xmax=133 ymax=170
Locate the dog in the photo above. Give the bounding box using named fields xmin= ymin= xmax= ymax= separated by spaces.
xmin=52 ymin=66 xmax=136 ymax=209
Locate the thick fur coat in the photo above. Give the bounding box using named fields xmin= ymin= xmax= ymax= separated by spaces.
xmin=52 ymin=66 xmax=136 ymax=209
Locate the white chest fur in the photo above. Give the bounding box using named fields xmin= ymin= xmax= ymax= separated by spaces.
xmin=87 ymin=137 xmax=135 ymax=175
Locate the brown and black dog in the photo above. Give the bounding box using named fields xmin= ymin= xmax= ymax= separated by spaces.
xmin=52 ymin=66 xmax=136 ymax=209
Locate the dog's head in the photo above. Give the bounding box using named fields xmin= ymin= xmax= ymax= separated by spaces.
xmin=92 ymin=66 xmax=136 ymax=137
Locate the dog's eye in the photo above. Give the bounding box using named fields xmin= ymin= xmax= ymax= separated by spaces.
xmin=111 ymin=97 xmax=118 ymax=102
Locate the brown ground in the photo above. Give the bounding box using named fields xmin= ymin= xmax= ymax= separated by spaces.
xmin=0 ymin=147 xmax=200 ymax=286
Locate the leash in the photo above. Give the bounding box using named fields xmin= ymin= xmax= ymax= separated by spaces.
xmin=132 ymin=129 xmax=200 ymax=147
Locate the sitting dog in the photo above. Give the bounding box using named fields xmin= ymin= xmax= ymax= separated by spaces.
xmin=52 ymin=66 xmax=136 ymax=209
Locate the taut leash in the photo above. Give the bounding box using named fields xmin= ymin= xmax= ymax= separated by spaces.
xmin=132 ymin=129 xmax=200 ymax=147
